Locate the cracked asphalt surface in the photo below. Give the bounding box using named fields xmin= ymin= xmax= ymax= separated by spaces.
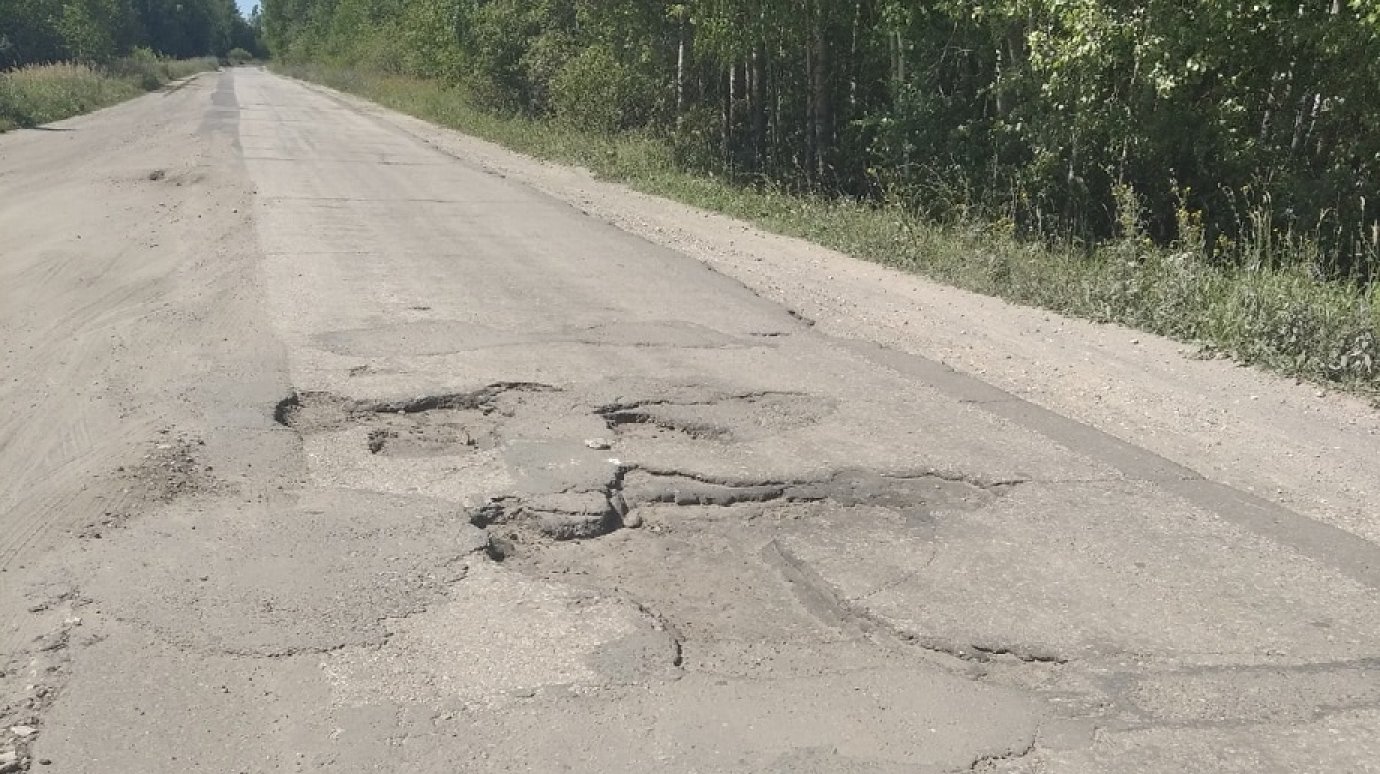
xmin=2 ymin=67 xmax=1379 ymax=773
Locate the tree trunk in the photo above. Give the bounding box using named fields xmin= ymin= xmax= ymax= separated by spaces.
xmin=724 ymin=63 xmax=738 ymax=169
xmin=849 ymin=0 xmax=862 ymax=110
xmin=805 ymin=39 xmax=817 ymax=182
xmin=751 ymin=43 xmax=767 ymax=172
xmin=810 ymin=0 xmax=832 ymax=184
xmin=676 ymin=22 xmax=686 ymax=121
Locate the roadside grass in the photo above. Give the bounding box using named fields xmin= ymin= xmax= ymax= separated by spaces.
xmin=277 ymin=63 xmax=1380 ymax=397
xmin=0 ymin=55 xmax=219 ymax=130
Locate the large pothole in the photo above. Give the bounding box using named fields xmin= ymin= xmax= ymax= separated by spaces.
xmin=275 ymin=382 xmax=558 ymax=428
xmin=271 ymin=383 xmax=1011 ymax=558
xmin=468 ymin=464 xmax=1013 ymax=545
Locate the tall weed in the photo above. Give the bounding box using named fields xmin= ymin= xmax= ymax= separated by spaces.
xmin=0 ymin=57 xmax=218 ymax=130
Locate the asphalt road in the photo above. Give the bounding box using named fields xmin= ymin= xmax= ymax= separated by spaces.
xmin=1 ymin=67 xmax=1379 ymax=773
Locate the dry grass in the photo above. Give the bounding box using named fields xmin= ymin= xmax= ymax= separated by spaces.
xmin=0 ymin=57 xmax=218 ymax=130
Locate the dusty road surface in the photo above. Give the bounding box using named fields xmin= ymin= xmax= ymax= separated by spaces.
xmin=2 ymin=67 xmax=1380 ymax=773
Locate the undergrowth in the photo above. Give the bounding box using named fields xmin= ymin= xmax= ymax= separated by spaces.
xmin=0 ymin=53 xmax=218 ymax=130
xmin=276 ymin=63 xmax=1380 ymax=397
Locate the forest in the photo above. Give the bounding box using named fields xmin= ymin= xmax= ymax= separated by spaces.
xmin=262 ymin=0 xmax=1380 ymax=283
xmin=1 ymin=0 xmax=266 ymax=66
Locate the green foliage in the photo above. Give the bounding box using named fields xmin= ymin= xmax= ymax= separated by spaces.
xmin=550 ymin=44 xmax=659 ymax=132
xmin=227 ymin=47 xmax=254 ymax=65
xmin=109 ymin=47 xmax=166 ymax=89
xmin=0 ymin=0 xmax=266 ymax=68
xmin=261 ymin=0 xmax=1380 ymax=284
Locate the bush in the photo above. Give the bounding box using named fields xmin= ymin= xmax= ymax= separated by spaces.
xmin=227 ymin=48 xmax=254 ymax=66
xmin=548 ymin=44 xmax=656 ymax=132
xmin=108 ymin=47 xmax=165 ymax=89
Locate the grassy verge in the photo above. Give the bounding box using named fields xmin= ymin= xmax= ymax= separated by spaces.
xmin=0 ymin=56 xmax=219 ymax=131
xmin=277 ymin=63 xmax=1380 ymax=397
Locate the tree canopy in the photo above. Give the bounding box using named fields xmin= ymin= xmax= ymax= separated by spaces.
xmin=1 ymin=0 xmax=267 ymax=67
xmin=267 ymin=0 xmax=1380 ymax=278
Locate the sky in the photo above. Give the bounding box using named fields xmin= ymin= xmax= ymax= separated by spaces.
xmin=236 ymin=0 xmax=258 ymax=17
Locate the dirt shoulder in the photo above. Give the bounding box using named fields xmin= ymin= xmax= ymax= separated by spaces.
xmin=0 ymin=71 xmax=291 ymax=770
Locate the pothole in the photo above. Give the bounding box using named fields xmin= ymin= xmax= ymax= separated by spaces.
xmin=274 ymin=382 xmax=560 ymax=433
xmin=595 ymin=391 xmax=833 ymax=443
xmin=472 ymin=459 xmax=1028 ymax=687
xmin=266 ymin=382 xmax=1050 ymax=688
xmin=275 ymin=383 xmax=559 ymax=458
xmin=617 ymin=467 xmax=1011 ymax=514
xmin=480 ymin=464 xmax=1015 ymax=545
xmin=599 ymin=408 xmax=729 ymax=441
xmin=365 ymin=417 xmax=500 ymax=457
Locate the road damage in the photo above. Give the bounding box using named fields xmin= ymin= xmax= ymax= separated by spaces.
xmin=1 ymin=68 xmax=1378 ymax=773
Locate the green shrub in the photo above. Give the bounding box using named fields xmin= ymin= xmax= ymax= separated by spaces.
xmin=549 ymin=44 xmax=658 ymax=133
xmin=108 ymin=47 xmax=165 ymax=89
xmin=227 ymin=48 xmax=254 ymax=66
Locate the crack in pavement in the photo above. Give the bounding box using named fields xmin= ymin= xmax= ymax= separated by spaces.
xmin=960 ymin=723 xmax=1041 ymax=773
xmin=760 ymin=539 xmax=1070 ymax=667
